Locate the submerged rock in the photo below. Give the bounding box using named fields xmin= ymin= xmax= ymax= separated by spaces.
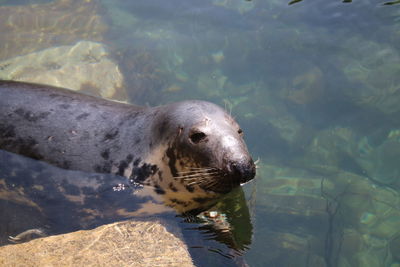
xmin=0 ymin=41 xmax=127 ymax=101
xmin=340 ymin=38 xmax=400 ymax=114
xmin=247 ymin=230 xmax=326 ymax=267
xmin=390 ymin=235 xmax=400 ymax=262
xmin=355 ymin=131 xmax=400 ymax=189
xmin=0 ymin=0 xmax=107 ymax=61
xmin=254 ymin=163 xmax=400 ymax=266
xmin=250 ymin=165 xmax=337 ymax=266
xmin=301 ymin=126 xmax=358 ymax=169
xmin=281 ymin=66 xmax=325 ymax=105
xmin=257 ymin=169 xmax=333 ymax=232
xmin=0 ymin=219 xmax=194 ymax=267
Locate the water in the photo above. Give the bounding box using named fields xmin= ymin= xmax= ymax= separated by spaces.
xmin=1 ymin=0 xmax=400 ymax=266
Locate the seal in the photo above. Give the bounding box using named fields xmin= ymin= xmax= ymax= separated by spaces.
xmin=0 ymin=80 xmax=256 ymax=213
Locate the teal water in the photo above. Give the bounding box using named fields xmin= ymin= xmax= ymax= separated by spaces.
xmin=1 ymin=0 xmax=400 ymax=266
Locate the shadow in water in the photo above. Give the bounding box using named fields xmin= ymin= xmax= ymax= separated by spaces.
xmin=0 ymin=149 xmax=254 ymax=265
xmin=181 ymin=187 xmax=253 ymax=266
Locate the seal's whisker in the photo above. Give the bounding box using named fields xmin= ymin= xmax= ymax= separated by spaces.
xmin=191 ymin=174 xmax=212 ymax=180
xmin=196 ymin=180 xmax=214 ymax=187
xmin=175 ymin=166 xmax=228 ymax=189
xmin=196 ymin=176 xmax=214 ymax=184
xmin=181 ymin=173 xmax=218 ymax=186
xmin=180 ymin=169 xmax=218 ymax=173
xmin=176 ymin=171 xmax=220 ymax=177
xmin=174 ymin=176 xmax=199 ymax=181
xmin=199 ymin=171 xmax=220 ymax=176
xmin=254 ymin=158 xmax=261 ymax=169
xmin=175 ymin=173 xmax=202 ymax=178
xmin=185 ymin=167 xmax=216 ymax=170
xmin=180 ymin=169 xmax=212 ymax=173
xmin=177 ymin=172 xmax=217 ymax=177
xmin=175 ymin=173 xmax=211 ymax=179
xmin=175 ymin=173 xmax=197 ymax=177
xmin=177 ymin=171 xmax=216 ymax=176
xmin=174 ymin=175 xmax=213 ymax=183
xmin=177 ymin=171 xmax=200 ymax=175
xmin=202 ymin=178 xmax=219 ymax=188
xmin=180 ymin=169 xmax=208 ymax=172
xmin=177 ymin=169 xmax=209 ymax=173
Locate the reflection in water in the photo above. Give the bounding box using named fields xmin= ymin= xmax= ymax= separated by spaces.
xmin=187 ymin=187 xmax=252 ymax=252
xmin=0 ymin=149 xmax=145 ymax=245
xmin=0 ymin=149 xmax=253 ymax=264
xmin=181 ymin=187 xmax=253 ymax=266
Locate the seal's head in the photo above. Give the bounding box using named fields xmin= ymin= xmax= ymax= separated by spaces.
xmin=146 ymin=100 xmax=256 ymax=211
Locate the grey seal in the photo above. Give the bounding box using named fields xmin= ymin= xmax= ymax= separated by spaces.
xmin=0 ymin=80 xmax=256 ymax=213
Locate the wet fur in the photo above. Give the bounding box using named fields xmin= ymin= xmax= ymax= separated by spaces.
xmin=0 ymin=80 xmax=255 ymax=213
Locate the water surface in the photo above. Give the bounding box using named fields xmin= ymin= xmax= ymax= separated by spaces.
xmin=1 ymin=0 xmax=400 ymax=266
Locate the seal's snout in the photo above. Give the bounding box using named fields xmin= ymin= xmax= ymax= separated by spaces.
xmin=228 ymin=160 xmax=256 ymax=185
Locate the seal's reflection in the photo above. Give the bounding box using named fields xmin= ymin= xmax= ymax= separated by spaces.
xmin=0 ymin=149 xmax=253 ymax=263
xmin=180 ymin=187 xmax=253 ymax=265
xmin=186 ymin=187 xmax=252 ymax=251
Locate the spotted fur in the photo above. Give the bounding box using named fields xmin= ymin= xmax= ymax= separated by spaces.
xmin=0 ymin=80 xmax=256 ymax=214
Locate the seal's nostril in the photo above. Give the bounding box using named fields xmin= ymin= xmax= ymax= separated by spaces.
xmin=228 ymin=161 xmax=256 ymax=184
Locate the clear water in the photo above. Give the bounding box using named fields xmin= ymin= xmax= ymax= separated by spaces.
xmin=1 ymin=0 xmax=400 ymax=266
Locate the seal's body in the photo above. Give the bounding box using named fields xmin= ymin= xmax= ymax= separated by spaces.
xmin=0 ymin=80 xmax=255 ymax=213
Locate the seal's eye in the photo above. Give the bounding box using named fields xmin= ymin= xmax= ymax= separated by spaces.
xmin=189 ymin=131 xmax=207 ymax=144
xmin=238 ymin=129 xmax=243 ymax=136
